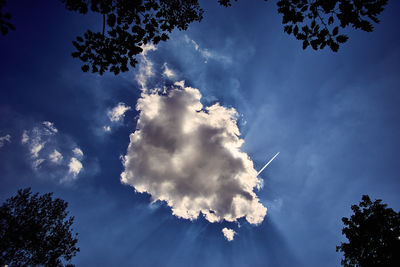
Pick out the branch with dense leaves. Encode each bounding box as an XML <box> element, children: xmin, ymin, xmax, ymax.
<box><xmin>336</xmin><ymin>195</ymin><xmax>400</xmax><ymax>267</ymax></box>
<box><xmin>220</xmin><ymin>0</ymin><xmax>388</xmax><ymax>52</ymax></box>
<box><xmin>0</xmin><ymin>188</ymin><xmax>79</xmax><ymax>267</ymax></box>
<box><xmin>276</xmin><ymin>0</ymin><xmax>388</xmax><ymax>52</ymax></box>
<box><xmin>62</xmin><ymin>0</ymin><xmax>203</xmax><ymax>75</ymax></box>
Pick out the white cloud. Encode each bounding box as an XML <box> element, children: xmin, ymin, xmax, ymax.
<box><xmin>0</xmin><ymin>134</ymin><xmax>11</xmax><ymax>148</ymax></box>
<box><xmin>21</xmin><ymin>121</ymin><xmax>84</xmax><ymax>182</ymax></box>
<box><xmin>21</xmin><ymin>130</ymin><xmax>29</xmax><ymax>144</ymax></box>
<box><xmin>108</xmin><ymin>102</ymin><xmax>132</xmax><ymax>122</ymax></box>
<box><xmin>163</xmin><ymin>63</ymin><xmax>176</xmax><ymax>78</ymax></box>
<box><xmin>136</xmin><ymin>44</ymin><xmax>157</xmax><ymax>90</ymax></box>
<box><xmin>222</xmin><ymin>228</ymin><xmax>236</xmax><ymax>241</ymax></box>
<box><xmin>49</xmin><ymin>149</ymin><xmax>63</xmax><ymax>164</ymax></box>
<box><xmin>184</xmin><ymin>35</ymin><xmax>232</xmax><ymax>64</ymax></box>
<box><xmin>42</xmin><ymin>121</ymin><xmax>58</xmax><ymax>134</ymax></box>
<box><xmin>33</xmin><ymin>158</ymin><xmax>45</xmax><ymax>169</ymax></box>
<box><xmin>22</xmin><ymin>122</ymin><xmax>55</xmax><ymax>159</ymax></box>
<box><xmin>68</xmin><ymin>157</ymin><xmax>83</xmax><ymax>177</ymax></box>
<box><xmin>121</xmin><ymin>83</ymin><xmax>266</xmax><ymax>225</ymax></box>
<box><xmin>72</xmin><ymin>147</ymin><xmax>84</xmax><ymax>159</ymax></box>
<box><xmin>31</xmin><ymin>142</ymin><xmax>45</xmax><ymax>158</ymax></box>
<box><xmin>103</xmin><ymin>125</ymin><xmax>111</xmax><ymax>132</ymax></box>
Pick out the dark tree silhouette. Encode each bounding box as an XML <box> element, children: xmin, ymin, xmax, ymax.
<box><xmin>65</xmin><ymin>0</ymin><xmax>388</xmax><ymax>75</ymax></box>
<box><xmin>61</xmin><ymin>0</ymin><xmax>203</xmax><ymax>75</ymax></box>
<box><xmin>3</xmin><ymin>0</ymin><xmax>386</xmax><ymax>74</ymax></box>
<box><xmin>221</xmin><ymin>0</ymin><xmax>388</xmax><ymax>52</ymax></box>
<box><xmin>0</xmin><ymin>0</ymin><xmax>15</xmax><ymax>36</ymax></box>
<box><xmin>336</xmin><ymin>195</ymin><xmax>400</xmax><ymax>267</ymax></box>
<box><xmin>0</xmin><ymin>188</ymin><xmax>79</xmax><ymax>267</ymax></box>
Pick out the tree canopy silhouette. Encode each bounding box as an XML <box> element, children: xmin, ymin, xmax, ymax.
<box><xmin>221</xmin><ymin>0</ymin><xmax>388</xmax><ymax>52</ymax></box>
<box><xmin>62</xmin><ymin>0</ymin><xmax>204</xmax><ymax>75</ymax></box>
<box><xmin>336</xmin><ymin>195</ymin><xmax>400</xmax><ymax>267</ymax></box>
<box><xmin>1</xmin><ymin>0</ymin><xmax>389</xmax><ymax>74</ymax></box>
<box><xmin>63</xmin><ymin>0</ymin><xmax>388</xmax><ymax>75</ymax></box>
<box><xmin>0</xmin><ymin>188</ymin><xmax>79</xmax><ymax>267</ymax></box>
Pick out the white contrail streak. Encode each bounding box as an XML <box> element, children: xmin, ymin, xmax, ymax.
<box><xmin>257</xmin><ymin>152</ymin><xmax>280</xmax><ymax>176</ymax></box>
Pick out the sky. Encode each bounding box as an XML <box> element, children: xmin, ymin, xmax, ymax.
<box><xmin>1</xmin><ymin>0</ymin><xmax>400</xmax><ymax>266</ymax></box>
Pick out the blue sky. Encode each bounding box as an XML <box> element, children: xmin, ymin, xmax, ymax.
<box><xmin>1</xmin><ymin>0</ymin><xmax>400</xmax><ymax>266</ymax></box>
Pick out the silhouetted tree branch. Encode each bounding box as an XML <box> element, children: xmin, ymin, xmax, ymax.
<box><xmin>61</xmin><ymin>0</ymin><xmax>204</xmax><ymax>75</ymax></box>
<box><xmin>336</xmin><ymin>195</ymin><xmax>400</xmax><ymax>267</ymax></box>
<box><xmin>0</xmin><ymin>188</ymin><xmax>79</xmax><ymax>267</ymax></box>
<box><xmin>220</xmin><ymin>0</ymin><xmax>388</xmax><ymax>52</ymax></box>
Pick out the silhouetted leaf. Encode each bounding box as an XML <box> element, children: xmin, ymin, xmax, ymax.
<box><xmin>336</xmin><ymin>35</ymin><xmax>348</xmax><ymax>43</ymax></box>
<box><xmin>333</xmin><ymin>26</ymin><xmax>339</xmax><ymax>36</ymax></box>
<box><xmin>107</xmin><ymin>13</ymin><xmax>116</xmax><ymax>27</ymax></box>
<box><xmin>302</xmin><ymin>40</ymin><xmax>309</xmax><ymax>49</ymax></box>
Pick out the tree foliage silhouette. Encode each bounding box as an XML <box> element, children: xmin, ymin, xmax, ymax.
<box><xmin>0</xmin><ymin>0</ymin><xmax>15</xmax><ymax>36</ymax></box>
<box><xmin>61</xmin><ymin>0</ymin><xmax>203</xmax><ymax>75</ymax></box>
<box><xmin>0</xmin><ymin>188</ymin><xmax>79</xmax><ymax>267</ymax></box>
<box><xmin>336</xmin><ymin>195</ymin><xmax>400</xmax><ymax>267</ymax></box>
<box><xmin>220</xmin><ymin>0</ymin><xmax>388</xmax><ymax>52</ymax></box>
<box><xmin>3</xmin><ymin>0</ymin><xmax>387</xmax><ymax>74</ymax></box>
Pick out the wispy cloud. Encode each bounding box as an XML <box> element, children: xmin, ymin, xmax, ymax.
<box><xmin>103</xmin><ymin>102</ymin><xmax>132</xmax><ymax>132</ymax></box>
<box><xmin>68</xmin><ymin>157</ymin><xmax>83</xmax><ymax>178</ymax></box>
<box><xmin>0</xmin><ymin>134</ymin><xmax>11</xmax><ymax>148</ymax></box>
<box><xmin>21</xmin><ymin>121</ymin><xmax>84</xmax><ymax>183</ymax></box>
<box><xmin>49</xmin><ymin>149</ymin><xmax>63</xmax><ymax>164</ymax></box>
<box><xmin>107</xmin><ymin>103</ymin><xmax>132</xmax><ymax>122</ymax></box>
<box><xmin>163</xmin><ymin>63</ymin><xmax>176</xmax><ymax>78</ymax></box>
<box><xmin>184</xmin><ymin>35</ymin><xmax>232</xmax><ymax>64</ymax></box>
<box><xmin>136</xmin><ymin>44</ymin><xmax>157</xmax><ymax>91</ymax></box>
<box><xmin>72</xmin><ymin>147</ymin><xmax>84</xmax><ymax>159</ymax></box>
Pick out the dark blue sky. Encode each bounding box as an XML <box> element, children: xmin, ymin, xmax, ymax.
<box><xmin>1</xmin><ymin>1</ymin><xmax>400</xmax><ymax>266</ymax></box>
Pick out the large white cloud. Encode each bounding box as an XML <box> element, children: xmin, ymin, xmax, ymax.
<box><xmin>121</xmin><ymin>82</ymin><xmax>267</xmax><ymax>225</ymax></box>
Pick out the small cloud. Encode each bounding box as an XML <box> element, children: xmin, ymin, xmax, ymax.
<box><xmin>21</xmin><ymin>130</ymin><xmax>29</xmax><ymax>144</ymax></box>
<box><xmin>21</xmin><ymin>121</ymin><xmax>84</xmax><ymax>183</ymax></box>
<box><xmin>163</xmin><ymin>63</ymin><xmax>175</xmax><ymax>78</ymax></box>
<box><xmin>33</xmin><ymin>158</ymin><xmax>45</xmax><ymax>169</ymax></box>
<box><xmin>49</xmin><ymin>149</ymin><xmax>63</xmax><ymax>164</ymax></box>
<box><xmin>141</xmin><ymin>43</ymin><xmax>156</xmax><ymax>55</ymax></box>
<box><xmin>42</xmin><ymin>121</ymin><xmax>58</xmax><ymax>134</ymax></box>
<box><xmin>184</xmin><ymin>35</ymin><xmax>232</xmax><ymax>64</ymax></box>
<box><xmin>108</xmin><ymin>102</ymin><xmax>132</xmax><ymax>122</ymax></box>
<box><xmin>103</xmin><ymin>125</ymin><xmax>111</xmax><ymax>132</ymax></box>
<box><xmin>68</xmin><ymin>157</ymin><xmax>83</xmax><ymax>177</ymax></box>
<box><xmin>136</xmin><ymin>44</ymin><xmax>157</xmax><ymax>91</ymax></box>
<box><xmin>30</xmin><ymin>142</ymin><xmax>45</xmax><ymax>158</ymax></box>
<box><xmin>0</xmin><ymin>134</ymin><xmax>11</xmax><ymax>148</ymax></box>
<box><xmin>174</xmin><ymin>80</ymin><xmax>185</xmax><ymax>88</ymax></box>
<box><xmin>222</xmin><ymin>228</ymin><xmax>236</xmax><ymax>241</ymax></box>
<box><xmin>72</xmin><ymin>147</ymin><xmax>84</xmax><ymax>159</ymax></box>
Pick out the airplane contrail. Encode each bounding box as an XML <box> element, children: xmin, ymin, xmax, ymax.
<box><xmin>257</xmin><ymin>152</ymin><xmax>280</xmax><ymax>176</ymax></box>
